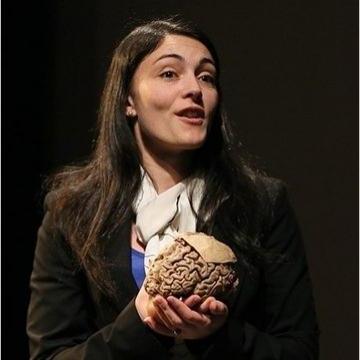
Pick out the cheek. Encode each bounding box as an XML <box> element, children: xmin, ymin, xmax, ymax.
<box><xmin>206</xmin><ymin>91</ymin><xmax>219</xmax><ymax>117</ymax></box>
<box><xmin>137</xmin><ymin>82</ymin><xmax>175</xmax><ymax>114</ymax></box>
<box><xmin>210</xmin><ymin>91</ymin><xmax>219</xmax><ymax>109</ymax></box>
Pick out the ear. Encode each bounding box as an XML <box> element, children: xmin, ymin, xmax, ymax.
<box><xmin>126</xmin><ymin>95</ymin><xmax>137</xmax><ymax>117</ymax></box>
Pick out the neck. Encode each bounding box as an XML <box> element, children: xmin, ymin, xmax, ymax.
<box><xmin>141</xmin><ymin>150</ymin><xmax>192</xmax><ymax>194</ymax></box>
<box><xmin>135</xmin><ymin>132</ymin><xmax>192</xmax><ymax>194</ymax></box>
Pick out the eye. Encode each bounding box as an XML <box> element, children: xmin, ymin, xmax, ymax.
<box><xmin>199</xmin><ymin>73</ymin><xmax>216</xmax><ymax>85</ymax></box>
<box><xmin>160</xmin><ymin>70</ymin><xmax>177</xmax><ymax>80</ymax></box>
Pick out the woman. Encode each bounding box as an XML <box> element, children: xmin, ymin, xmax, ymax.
<box><xmin>27</xmin><ymin>18</ymin><xmax>319</xmax><ymax>359</ymax></box>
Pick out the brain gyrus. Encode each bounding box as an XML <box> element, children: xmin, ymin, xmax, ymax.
<box><xmin>144</xmin><ymin>238</ymin><xmax>238</xmax><ymax>300</ymax></box>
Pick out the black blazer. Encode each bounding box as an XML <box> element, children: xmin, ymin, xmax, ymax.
<box><xmin>27</xmin><ymin>178</ymin><xmax>319</xmax><ymax>359</ymax></box>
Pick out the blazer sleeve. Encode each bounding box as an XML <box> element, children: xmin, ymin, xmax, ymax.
<box><xmin>188</xmin><ymin>182</ymin><xmax>320</xmax><ymax>359</ymax></box>
<box><xmin>27</xmin><ymin>196</ymin><xmax>173</xmax><ymax>360</ymax></box>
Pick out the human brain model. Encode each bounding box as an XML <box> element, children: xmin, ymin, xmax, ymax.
<box><xmin>144</xmin><ymin>232</ymin><xmax>239</xmax><ymax>301</ymax></box>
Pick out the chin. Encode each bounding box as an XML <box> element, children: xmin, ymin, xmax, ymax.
<box><xmin>180</xmin><ymin>132</ymin><xmax>207</xmax><ymax>149</ymax></box>
<box><xmin>180</xmin><ymin>139</ymin><xmax>206</xmax><ymax>151</ymax></box>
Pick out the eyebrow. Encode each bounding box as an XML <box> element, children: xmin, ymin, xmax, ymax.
<box><xmin>154</xmin><ymin>53</ymin><xmax>216</xmax><ymax>68</ymax></box>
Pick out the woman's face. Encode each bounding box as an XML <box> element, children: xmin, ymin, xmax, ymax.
<box><xmin>127</xmin><ymin>34</ymin><xmax>219</xmax><ymax>156</ymax></box>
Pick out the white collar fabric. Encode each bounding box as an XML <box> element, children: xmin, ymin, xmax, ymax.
<box><xmin>133</xmin><ymin>168</ymin><xmax>204</xmax><ymax>274</ymax></box>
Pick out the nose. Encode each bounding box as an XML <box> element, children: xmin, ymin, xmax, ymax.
<box><xmin>182</xmin><ymin>74</ymin><xmax>203</xmax><ymax>104</ymax></box>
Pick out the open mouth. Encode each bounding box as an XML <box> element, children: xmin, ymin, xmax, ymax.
<box><xmin>176</xmin><ymin>107</ymin><xmax>205</xmax><ymax>119</ymax></box>
<box><xmin>176</xmin><ymin>107</ymin><xmax>205</xmax><ymax>125</ymax></box>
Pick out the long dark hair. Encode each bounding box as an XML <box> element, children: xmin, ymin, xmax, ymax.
<box><xmin>48</xmin><ymin>17</ymin><xmax>273</xmax><ymax>297</ymax></box>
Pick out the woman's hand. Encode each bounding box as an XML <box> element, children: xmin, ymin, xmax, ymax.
<box><xmin>135</xmin><ymin>284</ymin><xmax>163</xmax><ymax>322</ymax></box>
<box><xmin>142</xmin><ymin>294</ymin><xmax>228</xmax><ymax>340</ymax></box>
<box><xmin>135</xmin><ymin>285</ymin><xmax>203</xmax><ymax>334</ymax></box>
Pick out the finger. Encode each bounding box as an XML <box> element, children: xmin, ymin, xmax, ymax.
<box><xmin>152</xmin><ymin>302</ymin><xmax>176</xmax><ymax>330</ymax></box>
<box><xmin>153</xmin><ymin>296</ymin><xmax>185</xmax><ymax>330</ymax></box>
<box><xmin>143</xmin><ymin>316</ymin><xmax>173</xmax><ymax>337</ymax></box>
<box><xmin>209</xmin><ymin>300</ymin><xmax>228</xmax><ymax>316</ymax></box>
<box><xmin>199</xmin><ymin>296</ymin><xmax>216</xmax><ymax>313</ymax></box>
<box><xmin>183</xmin><ymin>295</ymin><xmax>202</xmax><ymax>309</ymax></box>
<box><xmin>167</xmin><ymin>296</ymin><xmax>211</xmax><ymax>326</ymax></box>
<box><xmin>147</xmin><ymin>298</ymin><xmax>171</xmax><ymax>329</ymax></box>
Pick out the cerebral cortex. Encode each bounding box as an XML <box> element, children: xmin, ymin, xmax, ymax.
<box><xmin>144</xmin><ymin>238</ymin><xmax>238</xmax><ymax>300</ymax></box>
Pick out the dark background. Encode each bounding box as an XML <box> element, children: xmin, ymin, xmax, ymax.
<box><xmin>3</xmin><ymin>1</ymin><xmax>358</xmax><ymax>359</ymax></box>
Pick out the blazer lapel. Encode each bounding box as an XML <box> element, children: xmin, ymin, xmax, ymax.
<box><xmin>103</xmin><ymin>218</ymin><xmax>139</xmax><ymax>311</ymax></box>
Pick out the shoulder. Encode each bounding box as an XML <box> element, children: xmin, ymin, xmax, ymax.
<box><xmin>36</xmin><ymin>191</ymin><xmax>79</xmax><ymax>271</ymax></box>
<box><xmin>250</xmin><ymin>174</ymin><xmax>304</xmax><ymax>251</ymax></box>
<box><xmin>43</xmin><ymin>190</ymin><xmax>58</xmax><ymax>212</ymax></box>
<box><xmin>249</xmin><ymin>173</ymin><xmax>295</xmax><ymax>233</ymax></box>
<box><xmin>249</xmin><ymin>171</ymin><xmax>289</xmax><ymax>208</ymax></box>
<box><xmin>40</xmin><ymin>190</ymin><xmax>64</xmax><ymax>232</ymax></box>
<box><xmin>38</xmin><ymin>190</ymin><xmax>73</xmax><ymax>253</ymax></box>
<box><xmin>41</xmin><ymin>189</ymin><xmax>77</xmax><ymax>235</ymax></box>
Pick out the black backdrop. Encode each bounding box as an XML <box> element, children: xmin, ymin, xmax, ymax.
<box><xmin>3</xmin><ymin>1</ymin><xmax>358</xmax><ymax>359</ymax></box>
